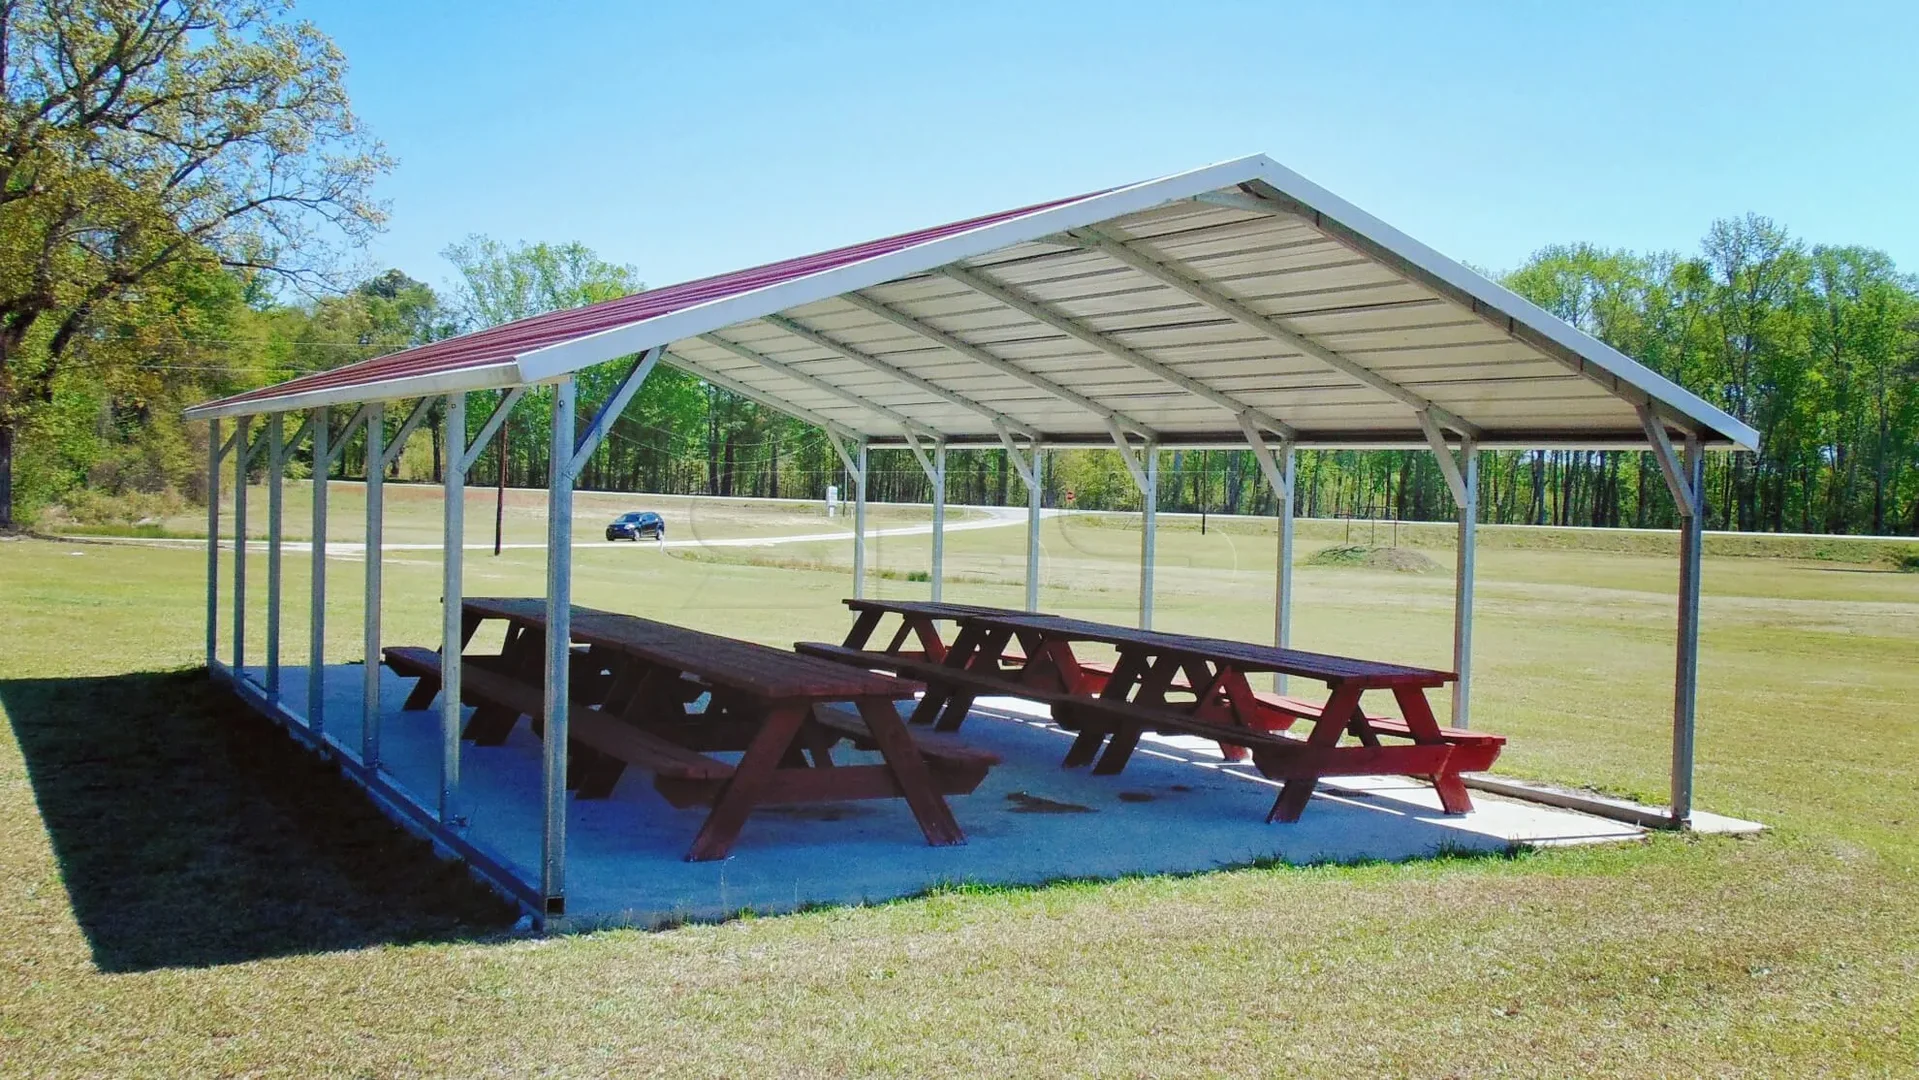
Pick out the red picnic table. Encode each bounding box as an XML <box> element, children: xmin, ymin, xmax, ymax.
<box><xmin>385</xmin><ymin>597</ymin><xmax>997</xmax><ymax>860</ymax></box>
<box><xmin>801</xmin><ymin>605</ymin><xmax>1504</xmax><ymax>823</ymax></box>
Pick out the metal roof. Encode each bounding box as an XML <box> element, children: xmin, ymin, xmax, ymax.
<box><xmin>185</xmin><ymin>155</ymin><xmax>1758</xmax><ymax>451</ymax></box>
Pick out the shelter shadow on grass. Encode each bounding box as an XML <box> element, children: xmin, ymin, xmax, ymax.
<box><xmin>0</xmin><ymin>670</ymin><xmax>515</xmax><ymax>973</ymax></box>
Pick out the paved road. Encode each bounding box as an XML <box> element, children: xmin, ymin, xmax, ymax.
<box><xmin>83</xmin><ymin>504</ymin><xmax>1053</xmax><ymax>556</ymax></box>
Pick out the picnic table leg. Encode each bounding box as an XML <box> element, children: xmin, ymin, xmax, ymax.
<box><xmin>882</xmin><ymin>620</ymin><xmax>915</xmax><ymax>656</ymax></box>
<box><xmin>1181</xmin><ymin>658</ymin><xmax>1250</xmax><ymax>762</ymax></box>
<box><xmin>1093</xmin><ymin>652</ymin><xmax>1182</xmax><ymax>775</ymax></box>
<box><xmin>911</xmin><ymin>617</ymin><xmax>949</xmax><ymax>663</ymax></box>
<box><xmin>924</xmin><ymin>624</ymin><xmax>1011</xmax><ymax>733</ymax></box>
<box><xmin>465</xmin><ymin>622</ymin><xmax>543</xmax><ymax>744</ymax></box>
<box><xmin>402</xmin><ymin>610</ymin><xmax>493</xmax><ymax>711</ymax></box>
<box><xmin>686</xmin><ymin>704</ymin><xmax>810</xmax><ymax>861</ymax></box>
<box><xmin>907</xmin><ymin>687</ymin><xmax>951</xmax><ymax>726</ymax></box>
<box><xmin>1063</xmin><ymin>649</ymin><xmax>1146</xmax><ymax>769</ymax></box>
<box><xmin>855</xmin><ymin>697</ymin><xmax>965</xmax><ymax>847</ymax></box>
<box><xmin>930</xmin><ymin>690</ymin><xmax>977</xmax><ymax>734</ymax></box>
<box><xmin>841</xmin><ymin>608</ymin><xmax>883</xmax><ymax>650</ymax></box>
<box><xmin>1394</xmin><ymin>686</ymin><xmax>1474</xmax><ymax>814</ymax></box>
<box><xmin>1267</xmin><ymin>683</ymin><xmax>1365</xmax><ymax>823</ymax></box>
<box><xmin>402</xmin><ymin>672</ymin><xmax>441</xmax><ymax>711</ymax></box>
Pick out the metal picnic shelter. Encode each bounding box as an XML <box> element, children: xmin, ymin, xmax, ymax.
<box><xmin>185</xmin><ymin>154</ymin><xmax>1757</xmax><ymax>919</ymax></box>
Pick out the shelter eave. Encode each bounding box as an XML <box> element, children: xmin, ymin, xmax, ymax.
<box><xmin>182</xmin><ymin>361</ymin><xmax>524</xmax><ymax>421</ymax></box>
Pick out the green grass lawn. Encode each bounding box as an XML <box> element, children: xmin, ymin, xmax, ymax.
<box><xmin>2</xmin><ymin>489</ymin><xmax>1916</xmax><ymax>1077</ymax></box>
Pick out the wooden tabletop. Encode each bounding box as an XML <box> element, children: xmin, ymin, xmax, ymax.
<box><xmin>844</xmin><ymin>598</ymin><xmax>1042</xmax><ymax>620</ymax></box>
<box><xmin>964</xmin><ymin>612</ymin><xmax>1454</xmax><ymax>688</ymax></box>
<box><xmin>466</xmin><ymin>597</ymin><xmax>918</xmax><ymax>702</ymax></box>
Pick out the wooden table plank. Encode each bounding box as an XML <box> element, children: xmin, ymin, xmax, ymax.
<box><xmin>468</xmin><ymin>598</ymin><xmax>919</xmax><ymax>701</ymax></box>
<box><xmin>965</xmin><ymin>613</ymin><xmax>1454</xmax><ymax>688</ymax></box>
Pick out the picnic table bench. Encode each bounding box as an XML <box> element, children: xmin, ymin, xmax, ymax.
<box><xmin>386</xmin><ymin>597</ymin><xmax>998</xmax><ymax>860</ymax></box>
<box><xmin>803</xmin><ymin>604</ymin><xmax>1504</xmax><ymax>823</ymax></box>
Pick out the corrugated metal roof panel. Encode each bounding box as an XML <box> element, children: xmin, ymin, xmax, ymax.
<box><xmin>185</xmin><ymin>154</ymin><xmax>1758</xmax><ymax>450</ymax></box>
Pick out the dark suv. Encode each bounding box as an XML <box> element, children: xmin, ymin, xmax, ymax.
<box><xmin>605</xmin><ymin>511</ymin><xmax>666</xmax><ymax>541</ymax></box>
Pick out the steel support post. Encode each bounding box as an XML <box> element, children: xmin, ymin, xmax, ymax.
<box><xmin>309</xmin><ymin>408</ymin><xmax>329</xmax><ymax>737</ymax></box>
<box><xmin>265</xmin><ymin>413</ymin><xmax>285</xmax><ymax>698</ymax></box>
<box><xmin>362</xmin><ymin>403</ymin><xmax>385</xmax><ymax>769</ymax></box>
<box><xmin>1025</xmin><ymin>449</ymin><xmax>1042</xmax><ymax>612</ymax></box>
<box><xmin>233</xmin><ymin>422</ymin><xmax>249</xmax><ymax>673</ymax></box>
<box><xmin>1452</xmin><ymin>441</ymin><xmax>1479</xmax><ymax>728</ymax></box>
<box><xmin>930</xmin><ymin>443</ymin><xmax>946</xmax><ymax>602</ymax></box>
<box><xmin>1671</xmin><ymin>435</ymin><xmax>1704</xmax><ymax>824</ymax></box>
<box><xmin>440</xmin><ymin>393</ymin><xmax>466</xmax><ymax>825</ymax></box>
<box><xmin>1140</xmin><ymin>444</ymin><xmax>1158</xmax><ymax>629</ymax></box>
<box><xmin>541</xmin><ymin>378</ymin><xmax>576</xmax><ymax>913</ymax></box>
<box><xmin>853</xmin><ymin>442</ymin><xmax>869</xmax><ymax>599</ymax></box>
<box><xmin>206</xmin><ymin>418</ymin><xmax>222</xmax><ymax>669</ymax></box>
<box><xmin>1274</xmin><ymin>445</ymin><xmax>1296</xmax><ymax>692</ymax></box>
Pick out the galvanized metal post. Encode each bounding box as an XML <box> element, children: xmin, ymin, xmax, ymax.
<box><xmin>541</xmin><ymin>378</ymin><xmax>576</xmax><ymax>914</ymax></box>
<box><xmin>440</xmin><ymin>393</ymin><xmax>466</xmax><ymax>825</ymax></box>
<box><xmin>309</xmin><ymin>408</ymin><xmax>329</xmax><ymax>737</ymax></box>
<box><xmin>206</xmin><ymin>417</ymin><xmax>222</xmax><ymax>670</ymax></box>
<box><xmin>1273</xmin><ymin>445</ymin><xmax>1296</xmax><ymax>692</ymax></box>
<box><xmin>1452</xmin><ymin>440</ymin><xmax>1479</xmax><ymax>728</ymax></box>
<box><xmin>929</xmin><ymin>442</ymin><xmax>946</xmax><ymax>602</ymax></box>
<box><xmin>1672</xmin><ymin>434</ymin><xmax>1704</xmax><ymax>824</ymax></box>
<box><xmin>1139</xmin><ymin>443</ymin><xmax>1157</xmax><ymax>629</ymax></box>
<box><xmin>362</xmin><ymin>402</ymin><xmax>385</xmax><ymax>769</ymax></box>
<box><xmin>852</xmin><ymin>442</ymin><xmax>868</xmax><ymax>599</ymax></box>
<box><xmin>233</xmin><ymin>421</ymin><xmax>249</xmax><ymax>674</ymax></box>
<box><xmin>1025</xmin><ymin>448</ymin><xmax>1042</xmax><ymax>612</ymax></box>
<box><xmin>265</xmin><ymin>413</ymin><xmax>285</xmax><ymax>698</ymax></box>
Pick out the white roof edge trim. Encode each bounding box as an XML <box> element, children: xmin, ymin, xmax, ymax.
<box><xmin>181</xmin><ymin>361</ymin><xmax>522</xmax><ymax>421</ymax></box>
<box><xmin>508</xmin><ymin>155</ymin><xmax>1276</xmax><ymax>384</ymax></box>
<box><xmin>1239</xmin><ymin>158</ymin><xmax>1759</xmax><ymax>452</ymax></box>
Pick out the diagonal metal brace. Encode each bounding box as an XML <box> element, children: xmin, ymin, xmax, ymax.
<box><xmin>1417</xmin><ymin>409</ymin><xmax>1473</xmax><ymax>507</ymax></box>
<box><xmin>380</xmin><ymin>397</ymin><xmax>438</xmax><ymax>470</ymax></box>
<box><xmin>995</xmin><ymin>423</ymin><xmax>1039</xmax><ymax>490</ymax></box>
<box><xmin>459</xmin><ymin>387</ymin><xmax>525</xmax><ymax>475</ymax></box>
<box><xmin>1637</xmin><ymin>404</ymin><xmax>1700</xmax><ymax>517</ymax></box>
<box><xmin>568</xmin><ymin>347</ymin><xmax>662</xmax><ymax>479</ymax></box>
<box><xmin>1239</xmin><ymin>411</ymin><xmax>1294</xmax><ymax>502</ymax></box>
<box><xmin>323</xmin><ymin>404</ymin><xmax>373</xmax><ymax>470</ymax></box>
<box><xmin>1105</xmin><ymin>418</ymin><xmax>1151</xmax><ymax>493</ymax></box>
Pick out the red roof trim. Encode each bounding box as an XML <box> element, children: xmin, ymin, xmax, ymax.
<box><xmin>198</xmin><ymin>187</ymin><xmax>1110</xmax><ymax>413</ymax></box>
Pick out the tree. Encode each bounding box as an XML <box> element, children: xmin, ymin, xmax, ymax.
<box><xmin>0</xmin><ymin>0</ymin><xmax>391</xmax><ymax>527</ymax></box>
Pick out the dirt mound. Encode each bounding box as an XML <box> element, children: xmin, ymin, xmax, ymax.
<box><xmin>1306</xmin><ymin>544</ymin><xmax>1441</xmax><ymax>573</ymax></box>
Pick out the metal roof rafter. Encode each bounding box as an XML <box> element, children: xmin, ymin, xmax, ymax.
<box><xmin>840</xmin><ymin>291</ymin><xmax>1158</xmax><ymax>441</ymax></box>
<box><xmin>761</xmin><ymin>313</ymin><xmax>1042</xmax><ymax>442</ymax></box>
<box><xmin>1067</xmin><ymin>225</ymin><xmax>1482</xmax><ymax>440</ymax></box>
<box><xmin>698</xmin><ymin>332</ymin><xmax>942</xmax><ymax>442</ymax></box>
<box><xmin>938</xmin><ymin>264</ymin><xmax>1299</xmax><ymax>441</ymax></box>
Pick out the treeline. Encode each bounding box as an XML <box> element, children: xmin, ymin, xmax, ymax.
<box><xmin>281</xmin><ymin>215</ymin><xmax>1919</xmax><ymax>539</ymax></box>
<box><xmin>25</xmin><ymin>215</ymin><xmax>1919</xmax><ymax>539</ymax></box>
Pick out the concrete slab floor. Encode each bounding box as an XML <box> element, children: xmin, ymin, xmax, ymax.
<box><xmin>239</xmin><ymin>665</ymin><xmax>1705</xmax><ymax>927</ymax></box>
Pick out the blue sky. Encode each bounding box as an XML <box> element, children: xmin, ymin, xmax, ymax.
<box><xmin>305</xmin><ymin>0</ymin><xmax>1919</xmax><ymax>292</ymax></box>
